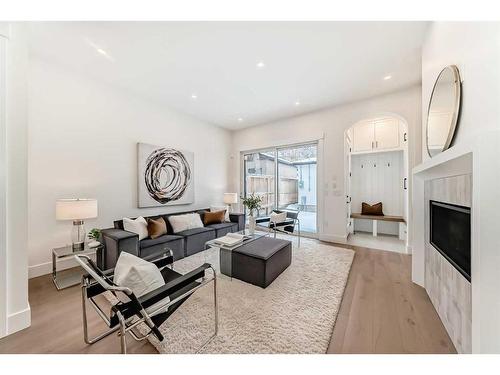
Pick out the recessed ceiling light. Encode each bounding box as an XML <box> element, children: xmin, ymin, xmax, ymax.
<box><xmin>295</xmin><ymin>101</ymin><xmax>301</xmax><ymax>106</ymax></box>
<box><xmin>256</xmin><ymin>61</ymin><xmax>265</xmax><ymax>69</ymax></box>
<box><xmin>237</xmin><ymin>117</ymin><xmax>244</xmax><ymax>122</ymax></box>
<box><xmin>383</xmin><ymin>75</ymin><xmax>392</xmax><ymax>80</ymax></box>
<box><xmin>96</xmin><ymin>48</ymin><xmax>107</xmax><ymax>55</ymax></box>
<box><xmin>191</xmin><ymin>94</ymin><xmax>198</xmax><ymax>99</ymax></box>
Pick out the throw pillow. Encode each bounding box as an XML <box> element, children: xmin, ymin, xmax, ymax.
<box><xmin>113</xmin><ymin>252</ymin><xmax>169</xmax><ymax>315</ymax></box>
<box><xmin>168</xmin><ymin>213</ymin><xmax>204</xmax><ymax>233</ymax></box>
<box><xmin>203</xmin><ymin>210</ymin><xmax>226</xmax><ymax>225</ymax></box>
<box><xmin>361</xmin><ymin>202</ymin><xmax>384</xmax><ymax>216</ymax></box>
<box><xmin>123</xmin><ymin>216</ymin><xmax>148</xmax><ymax>240</ymax></box>
<box><xmin>210</xmin><ymin>205</ymin><xmax>230</xmax><ymax>221</ymax></box>
<box><xmin>147</xmin><ymin>217</ymin><xmax>167</xmax><ymax>239</ymax></box>
<box><xmin>270</xmin><ymin>211</ymin><xmax>287</xmax><ymax>224</ymax></box>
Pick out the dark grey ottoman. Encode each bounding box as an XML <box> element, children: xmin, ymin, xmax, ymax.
<box><xmin>231</xmin><ymin>237</ymin><xmax>292</xmax><ymax>288</ymax></box>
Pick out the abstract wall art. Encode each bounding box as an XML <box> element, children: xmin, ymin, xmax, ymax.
<box><xmin>138</xmin><ymin>143</ymin><xmax>194</xmax><ymax>207</ymax></box>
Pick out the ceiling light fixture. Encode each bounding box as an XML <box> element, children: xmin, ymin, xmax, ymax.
<box><xmin>256</xmin><ymin>61</ymin><xmax>265</xmax><ymax>69</ymax></box>
<box><xmin>237</xmin><ymin>117</ymin><xmax>244</xmax><ymax>122</ymax></box>
<box><xmin>191</xmin><ymin>94</ymin><xmax>198</xmax><ymax>99</ymax></box>
<box><xmin>383</xmin><ymin>75</ymin><xmax>392</xmax><ymax>80</ymax></box>
<box><xmin>295</xmin><ymin>101</ymin><xmax>301</xmax><ymax>106</ymax></box>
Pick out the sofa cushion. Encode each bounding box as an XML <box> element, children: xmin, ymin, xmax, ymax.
<box><xmin>203</xmin><ymin>210</ymin><xmax>226</xmax><ymax>225</ymax></box>
<box><xmin>175</xmin><ymin>227</ymin><xmax>215</xmax><ymax>237</ymax></box>
<box><xmin>210</xmin><ymin>205</ymin><xmax>230</xmax><ymax>221</ymax></box>
<box><xmin>140</xmin><ymin>234</ymin><xmax>184</xmax><ymax>249</ymax></box>
<box><xmin>147</xmin><ymin>217</ymin><xmax>168</xmax><ymax>239</ymax></box>
<box><xmin>206</xmin><ymin>222</ymin><xmax>237</xmax><ymax>231</ymax></box>
<box><xmin>123</xmin><ymin>216</ymin><xmax>148</xmax><ymax>240</ymax></box>
<box><xmin>168</xmin><ymin>213</ymin><xmax>204</xmax><ymax>233</ymax></box>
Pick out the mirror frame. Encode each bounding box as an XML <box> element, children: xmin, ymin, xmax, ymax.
<box><xmin>426</xmin><ymin>65</ymin><xmax>462</xmax><ymax>157</ymax></box>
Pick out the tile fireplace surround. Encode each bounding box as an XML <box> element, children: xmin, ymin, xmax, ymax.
<box><xmin>424</xmin><ymin>174</ymin><xmax>471</xmax><ymax>353</ymax></box>
<box><xmin>412</xmin><ymin>131</ymin><xmax>500</xmax><ymax>353</ymax></box>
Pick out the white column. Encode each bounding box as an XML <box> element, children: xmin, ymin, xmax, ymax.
<box><xmin>372</xmin><ymin>220</ymin><xmax>377</xmax><ymax>236</ymax></box>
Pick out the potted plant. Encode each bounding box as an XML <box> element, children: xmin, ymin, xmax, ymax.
<box><xmin>88</xmin><ymin>228</ymin><xmax>101</xmax><ymax>248</ymax></box>
<box><xmin>241</xmin><ymin>194</ymin><xmax>262</xmax><ymax>235</ymax></box>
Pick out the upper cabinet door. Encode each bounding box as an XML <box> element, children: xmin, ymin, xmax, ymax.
<box><xmin>352</xmin><ymin>121</ymin><xmax>375</xmax><ymax>152</ymax></box>
<box><xmin>374</xmin><ymin>118</ymin><xmax>400</xmax><ymax>150</ymax></box>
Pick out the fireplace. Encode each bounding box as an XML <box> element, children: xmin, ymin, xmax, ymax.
<box><xmin>430</xmin><ymin>200</ymin><xmax>471</xmax><ymax>281</ymax></box>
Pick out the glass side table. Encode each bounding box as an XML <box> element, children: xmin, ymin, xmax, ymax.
<box><xmin>52</xmin><ymin>243</ymin><xmax>104</xmax><ymax>290</ymax></box>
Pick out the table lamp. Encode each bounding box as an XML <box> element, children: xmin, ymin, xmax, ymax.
<box><xmin>56</xmin><ymin>198</ymin><xmax>98</xmax><ymax>250</ymax></box>
<box><xmin>223</xmin><ymin>193</ymin><xmax>238</xmax><ymax>213</ymax></box>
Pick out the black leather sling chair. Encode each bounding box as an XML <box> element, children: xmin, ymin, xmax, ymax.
<box><xmin>73</xmin><ymin>250</ymin><xmax>218</xmax><ymax>354</ymax></box>
<box><xmin>255</xmin><ymin>209</ymin><xmax>301</xmax><ymax>246</ymax></box>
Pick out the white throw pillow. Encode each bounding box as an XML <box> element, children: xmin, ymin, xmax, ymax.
<box><xmin>210</xmin><ymin>205</ymin><xmax>230</xmax><ymax>221</ymax></box>
<box><xmin>270</xmin><ymin>211</ymin><xmax>287</xmax><ymax>225</ymax></box>
<box><xmin>113</xmin><ymin>252</ymin><xmax>169</xmax><ymax>315</ymax></box>
<box><xmin>169</xmin><ymin>213</ymin><xmax>204</xmax><ymax>233</ymax></box>
<box><xmin>123</xmin><ymin>216</ymin><xmax>148</xmax><ymax>240</ymax></box>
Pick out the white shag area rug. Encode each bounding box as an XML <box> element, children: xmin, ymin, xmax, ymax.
<box><xmin>142</xmin><ymin>236</ymin><xmax>354</xmax><ymax>354</ymax></box>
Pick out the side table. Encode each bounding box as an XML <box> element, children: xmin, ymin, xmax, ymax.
<box><xmin>52</xmin><ymin>243</ymin><xmax>104</xmax><ymax>290</ymax></box>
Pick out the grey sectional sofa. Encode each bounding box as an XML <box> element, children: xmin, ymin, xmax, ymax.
<box><xmin>101</xmin><ymin>209</ymin><xmax>245</xmax><ymax>269</ymax></box>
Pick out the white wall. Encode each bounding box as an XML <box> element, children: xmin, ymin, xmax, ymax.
<box><xmin>0</xmin><ymin>23</ymin><xmax>31</xmax><ymax>337</ymax></box>
<box><xmin>417</xmin><ymin>22</ymin><xmax>500</xmax><ymax>353</ymax></box>
<box><xmin>231</xmin><ymin>86</ymin><xmax>422</xmax><ymax>242</ymax></box>
<box><xmin>27</xmin><ymin>56</ymin><xmax>232</xmax><ymax>277</ymax></box>
<box><xmin>422</xmin><ymin>22</ymin><xmax>500</xmax><ymax>160</ymax></box>
<box><xmin>351</xmin><ymin>151</ymin><xmax>404</xmax><ymax>235</ymax></box>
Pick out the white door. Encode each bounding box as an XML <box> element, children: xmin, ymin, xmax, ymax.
<box><xmin>352</xmin><ymin>121</ymin><xmax>374</xmax><ymax>152</ymax></box>
<box><xmin>374</xmin><ymin>118</ymin><xmax>400</xmax><ymax>150</ymax></box>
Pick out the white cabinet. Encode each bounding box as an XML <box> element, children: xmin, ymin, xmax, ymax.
<box><xmin>352</xmin><ymin>120</ymin><xmax>375</xmax><ymax>152</ymax></box>
<box><xmin>351</xmin><ymin>117</ymin><xmax>402</xmax><ymax>154</ymax></box>
<box><xmin>374</xmin><ymin>118</ymin><xmax>400</xmax><ymax>150</ymax></box>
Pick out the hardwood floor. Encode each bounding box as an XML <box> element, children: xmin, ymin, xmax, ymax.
<box><xmin>328</xmin><ymin>244</ymin><xmax>456</xmax><ymax>353</ymax></box>
<box><xmin>0</xmin><ymin>243</ymin><xmax>455</xmax><ymax>354</ymax></box>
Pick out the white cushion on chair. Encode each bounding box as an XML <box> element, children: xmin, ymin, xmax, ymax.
<box><xmin>113</xmin><ymin>252</ymin><xmax>169</xmax><ymax>315</ymax></box>
<box><xmin>270</xmin><ymin>211</ymin><xmax>287</xmax><ymax>225</ymax></box>
<box><xmin>123</xmin><ymin>216</ymin><xmax>148</xmax><ymax>240</ymax></box>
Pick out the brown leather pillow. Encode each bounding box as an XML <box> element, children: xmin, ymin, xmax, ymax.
<box><xmin>203</xmin><ymin>210</ymin><xmax>226</xmax><ymax>225</ymax></box>
<box><xmin>147</xmin><ymin>217</ymin><xmax>167</xmax><ymax>239</ymax></box>
<box><xmin>361</xmin><ymin>202</ymin><xmax>384</xmax><ymax>216</ymax></box>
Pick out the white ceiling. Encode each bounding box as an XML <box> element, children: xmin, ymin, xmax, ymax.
<box><xmin>28</xmin><ymin>22</ymin><xmax>428</xmax><ymax>130</ymax></box>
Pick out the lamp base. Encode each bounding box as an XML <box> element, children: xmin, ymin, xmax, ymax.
<box><xmin>71</xmin><ymin>220</ymin><xmax>86</xmax><ymax>251</ymax></box>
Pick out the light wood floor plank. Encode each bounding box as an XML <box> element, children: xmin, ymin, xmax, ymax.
<box><xmin>0</xmin><ymin>242</ymin><xmax>455</xmax><ymax>354</ymax></box>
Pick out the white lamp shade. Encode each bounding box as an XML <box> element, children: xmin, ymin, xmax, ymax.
<box><xmin>223</xmin><ymin>193</ymin><xmax>238</xmax><ymax>204</ymax></box>
<box><xmin>56</xmin><ymin>199</ymin><xmax>98</xmax><ymax>220</ymax></box>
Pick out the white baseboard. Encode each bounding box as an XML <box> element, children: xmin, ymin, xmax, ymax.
<box><xmin>29</xmin><ymin>257</ymin><xmax>77</xmax><ymax>279</ymax></box>
<box><xmin>7</xmin><ymin>306</ymin><xmax>31</xmax><ymax>335</ymax></box>
<box><xmin>318</xmin><ymin>233</ymin><xmax>348</xmax><ymax>244</ymax></box>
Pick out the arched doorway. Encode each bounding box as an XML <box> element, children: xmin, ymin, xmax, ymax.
<box><xmin>344</xmin><ymin>114</ymin><xmax>410</xmax><ymax>253</ymax></box>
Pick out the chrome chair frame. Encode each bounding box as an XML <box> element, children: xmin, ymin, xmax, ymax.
<box><xmin>256</xmin><ymin>209</ymin><xmax>301</xmax><ymax>246</ymax></box>
<box><xmin>74</xmin><ymin>250</ymin><xmax>218</xmax><ymax>354</ymax></box>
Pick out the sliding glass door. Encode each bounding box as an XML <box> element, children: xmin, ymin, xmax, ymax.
<box><xmin>243</xmin><ymin>150</ymin><xmax>276</xmax><ymax>217</ymax></box>
<box><xmin>242</xmin><ymin>142</ymin><xmax>318</xmax><ymax>234</ymax></box>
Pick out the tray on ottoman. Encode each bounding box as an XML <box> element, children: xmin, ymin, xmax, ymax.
<box><xmin>231</xmin><ymin>237</ymin><xmax>292</xmax><ymax>288</ymax></box>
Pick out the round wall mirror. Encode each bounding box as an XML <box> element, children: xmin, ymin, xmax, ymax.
<box><xmin>426</xmin><ymin>65</ymin><xmax>462</xmax><ymax>157</ymax></box>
